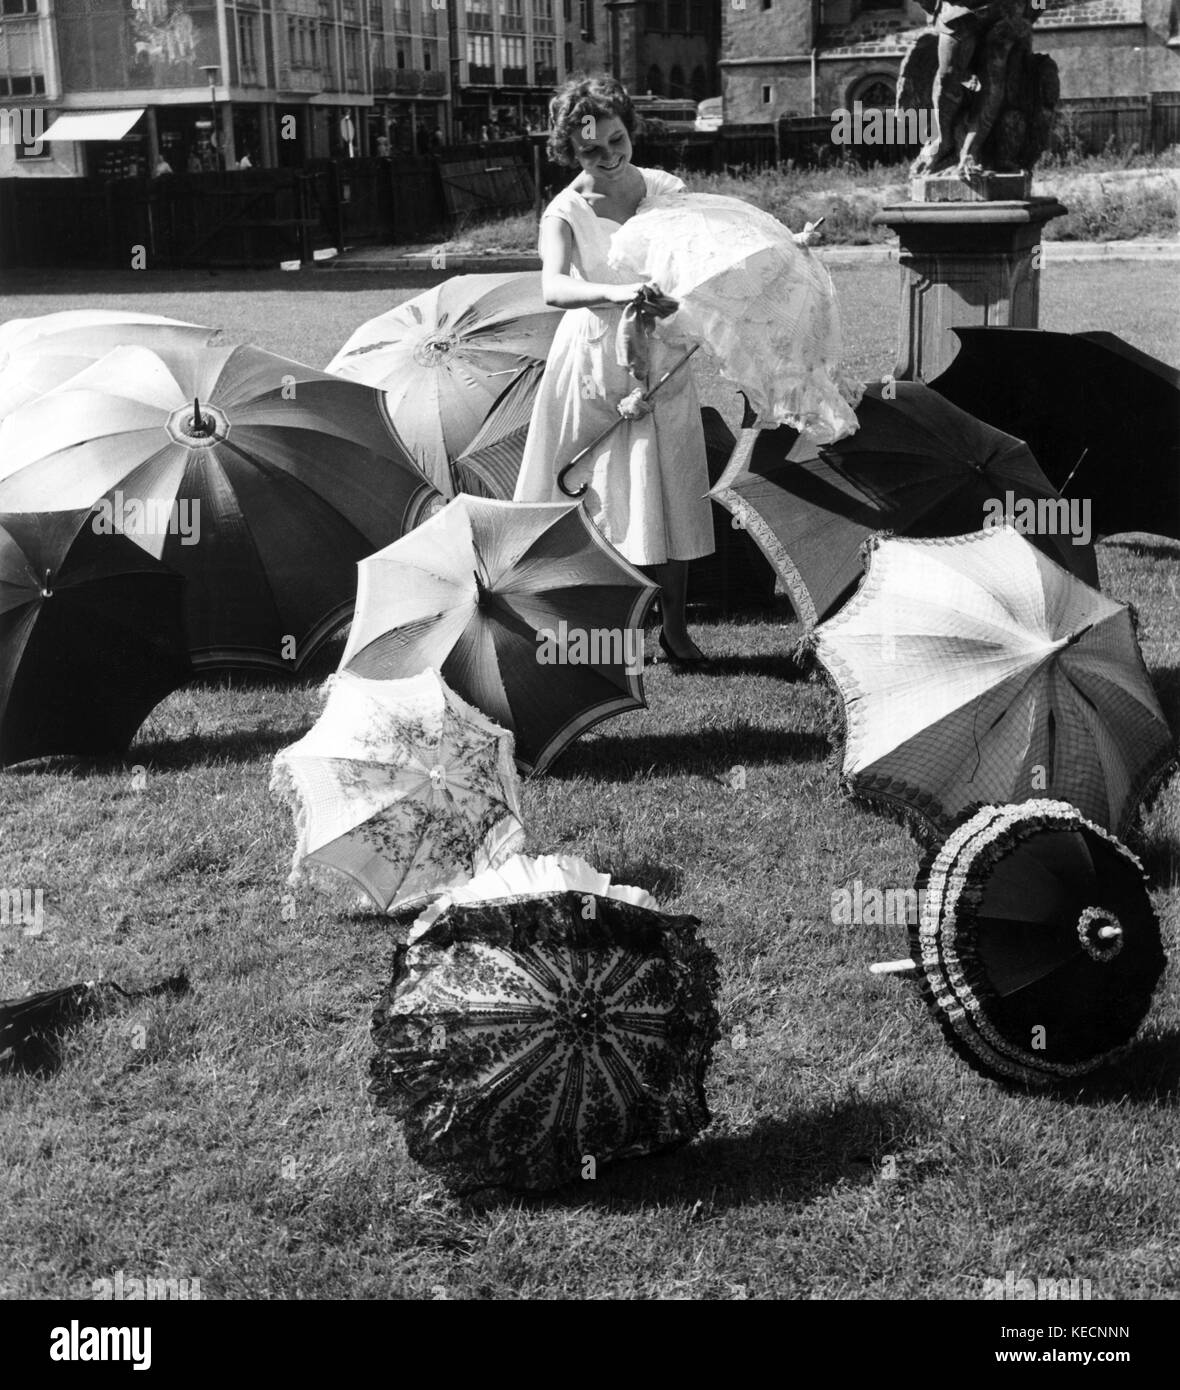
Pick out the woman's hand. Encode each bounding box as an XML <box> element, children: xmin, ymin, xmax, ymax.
<box><xmin>605</xmin><ymin>282</ymin><xmax>679</xmax><ymax>317</ymax></box>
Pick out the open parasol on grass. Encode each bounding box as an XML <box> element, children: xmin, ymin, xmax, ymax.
<box><xmin>710</xmin><ymin>381</ymin><xmax>1099</xmax><ymax>627</ymax></box>
<box><xmin>0</xmin><ymin>509</ymin><xmax>192</xmax><ymax>768</ymax></box>
<box><xmin>813</xmin><ymin>525</ymin><xmax>1173</xmax><ymax>837</ymax></box>
<box><xmin>0</xmin><ymin>342</ymin><xmax>438</xmax><ymax>674</ymax></box>
<box><xmin>370</xmin><ymin>853</ymin><xmax>721</xmax><ymax>1191</ymax></box>
<box><xmin>877</xmin><ymin>800</ymin><xmax>1167</xmax><ymax>1087</ymax></box>
<box><xmin>0</xmin><ymin>310</ymin><xmax>218</xmax><ymax>423</ymax></box>
<box><xmin>325</xmin><ymin>273</ymin><xmax>562</xmax><ymax>496</ymax></box>
<box><xmin>271</xmin><ymin>668</ymin><xmax>525</xmax><ymax>914</ymax></box>
<box><xmin>929</xmin><ymin>328</ymin><xmax>1180</xmax><ymax>540</ymax></box>
<box><xmin>338</xmin><ymin>494</ymin><xmax>659</xmax><ymax>775</ymax></box>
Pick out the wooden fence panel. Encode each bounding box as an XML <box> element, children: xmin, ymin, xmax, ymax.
<box><xmin>438</xmin><ymin>156</ymin><xmax>533</xmax><ymax>218</ymax></box>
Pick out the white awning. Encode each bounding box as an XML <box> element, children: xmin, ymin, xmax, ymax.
<box><xmin>42</xmin><ymin>110</ymin><xmax>145</xmax><ymax>142</ymax></box>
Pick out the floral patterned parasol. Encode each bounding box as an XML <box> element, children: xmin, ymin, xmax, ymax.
<box><xmin>271</xmin><ymin>668</ymin><xmax>525</xmax><ymax>914</ymax></box>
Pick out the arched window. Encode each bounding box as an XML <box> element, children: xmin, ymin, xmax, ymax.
<box><xmin>646</xmin><ymin>65</ymin><xmax>663</xmax><ymax>96</ymax></box>
<box><xmin>690</xmin><ymin>65</ymin><xmax>707</xmax><ymax>101</ymax></box>
<box><xmin>669</xmin><ymin>64</ymin><xmax>685</xmax><ymax>97</ymax></box>
<box><xmin>848</xmin><ymin>75</ymin><xmax>896</xmax><ymax>111</ymax></box>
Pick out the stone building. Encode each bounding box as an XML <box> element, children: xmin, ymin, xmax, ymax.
<box><xmin>568</xmin><ymin>0</ymin><xmax>721</xmax><ymax>100</ymax></box>
<box><xmin>720</xmin><ymin>0</ymin><xmax>1180</xmax><ymax>127</ymax></box>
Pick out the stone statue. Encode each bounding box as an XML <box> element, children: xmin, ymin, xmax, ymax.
<box><xmin>900</xmin><ymin>0</ymin><xmax>1059</xmax><ymax>180</ymax></box>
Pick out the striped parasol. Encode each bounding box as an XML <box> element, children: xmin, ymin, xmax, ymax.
<box><xmin>908</xmin><ymin>800</ymin><xmax>1166</xmax><ymax>1087</ymax></box>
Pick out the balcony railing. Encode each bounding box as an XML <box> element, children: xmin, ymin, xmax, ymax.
<box><xmin>502</xmin><ymin>64</ymin><xmax>526</xmax><ymax>84</ymax></box>
<box><xmin>278</xmin><ymin>64</ymin><xmax>325</xmax><ymax>93</ymax></box>
<box><xmin>535</xmin><ymin>64</ymin><xmax>556</xmax><ymax>86</ymax></box>
<box><xmin>373</xmin><ymin>65</ymin><xmax>446</xmax><ymax>96</ymax></box>
<box><xmin>468</xmin><ymin>63</ymin><xmax>494</xmax><ymax>84</ymax></box>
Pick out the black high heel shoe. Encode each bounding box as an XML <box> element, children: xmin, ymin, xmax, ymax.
<box><xmin>657</xmin><ymin>632</ymin><xmax>712</xmax><ymax>669</ymax></box>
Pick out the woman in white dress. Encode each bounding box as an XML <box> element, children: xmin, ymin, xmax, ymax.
<box><xmin>513</xmin><ymin>74</ymin><xmax>715</xmax><ymax>666</ymax></box>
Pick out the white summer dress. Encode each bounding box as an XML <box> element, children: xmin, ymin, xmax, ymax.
<box><xmin>512</xmin><ymin>167</ymin><xmax>715</xmax><ymax>567</ymax></box>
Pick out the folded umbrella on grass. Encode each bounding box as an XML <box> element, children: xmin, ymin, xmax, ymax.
<box><xmin>814</xmin><ymin>525</ymin><xmax>1173</xmax><ymax>837</ymax></box>
<box><xmin>371</xmin><ymin>854</ymin><xmax>721</xmax><ymax>1192</ymax></box>
<box><xmin>710</xmin><ymin>381</ymin><xmax>1098</xmax><ymax>628</ymax></box>
<box><xmin>0</xmin><ymin>509</ymin><xmax>192</xmax><ymax>768</ymax></box>
<box><xmin>0</xmin><ymin>972</ymin><xmax>189</xmax><ymax>1072</ymax></box>
<box><xmin>906</xmin><ymin>800</ymin><xmax>1166</xmax><ymax>1087</ymax></box>
<box><xmin>325</xmin><ymin>273</ymin><xmax>563</xmax><ymax>496</ymax></box>
<box><xmin>0</xmin><ymin>343</ymin><xmax>439</xmax><ymax>674</ymax></box>
<box><xmin>339</xmin><ymin>495</ymin><xmax>660</xmax><ymax>775</ymax></box>
<box><xmin>0</xmin><ymin>310</ymin><xmax>218</xmax><ymax>423</ymax></box>
<box><xmin>929</xmin><ymin>327</ymin><xmax>1180</xmax><ymax>540</ymax></box>
<box><xmin>271</xmin><ymin>668</ymin><xmax>525</xmax><ymax>914</ymax></box>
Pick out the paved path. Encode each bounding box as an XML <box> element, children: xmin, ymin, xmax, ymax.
<box><xmin>324</xmin><ymin>239</ymin><xmax>1180</xmax><ymax>273</ymax></box>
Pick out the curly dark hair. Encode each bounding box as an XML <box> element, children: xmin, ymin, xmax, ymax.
<box><xmin>546</xmin><ymin>73</ymin><xmax>640</xmax><ymax>168</ymax></box>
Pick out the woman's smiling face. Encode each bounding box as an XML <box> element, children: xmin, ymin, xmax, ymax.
<box><xmin>569</xmin><ymin>113</ymin><xmax>632</xmax><ymax>181</ymax></box>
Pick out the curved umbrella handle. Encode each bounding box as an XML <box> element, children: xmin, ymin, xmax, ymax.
<box><xmin>557</xmin><ymin>450</ymin><xmax>591</xmax><ymax>499</ymax></box>
<box><xmin>556</xmin><ymin>346</ymin><xmax>701</xmax><ymax>499</ymax></box>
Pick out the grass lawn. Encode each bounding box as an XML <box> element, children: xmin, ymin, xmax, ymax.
<box><xmin>0</xmin><ymin>265</ymin><xmax>1177</xmax><ymax>1300</ymax></box>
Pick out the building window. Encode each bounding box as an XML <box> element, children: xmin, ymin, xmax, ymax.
<box><xmin>689</xmin><ymin>0</ymin><xmax>704</xmax><ymax>29</ymax></box>
<box><xmin>667</xmin><ymin>0</ymin><xmax>684</xmax><ymax>29</ymax></box>
<box><xmin>468</xmin><ymin>31</ymin><xmax>494</xmax><ymax>82</ymax></box>
<box><xmin>579</xmin><ymin>0</ymin><xmax>595</xmax><ymax>38</ymax></box>
<box><xmin>691</xmin><ymin>64</ymin><xmax>706</xmax><ymax>100</ymax></box>
<box><xmin>761</xmin><ymin>84</ymin><xmax>774</xmax><ymax>104</ymax></box>
<box><xmin>237</xmin><ymin>12</ymin><xmax>260</xmax><ymax>84</ymax></box>
<box><xmin>0</xmin><ymin>75</ymin><xmax>45</xmax><ymax>96</ymax></box>
<box><xmin>396</xmin><ymin>45</ymin><xmax>406</xmax><ymax>68</ymax></box>
<box><xmin>761</xmin><ymin>0</ymin><xmax>771</xmax><ymax>9</ymax></box>
<box><xmin>645</xmin><ymin>64</ymin><xmax>662</xmax><ymax>96</ymax></box>
<box><xmin>532</xmin><ymin>35</ymin><xmax>556</xmax><ymax>85</ymax></box>
<box><xmin>0</xmin><ymin>0</ymin><xmax>38</xmax><ymax>13</ymax></box>
<box><xmin>466</xmin><ymin>0</ymin><xmax>494</xmax><ymax>28</ymax></box>
<box><xmin>850</xmin><ymin>76</ymin><xmax>896</xmax><ymax>109</ymax></box>
<box><xmin>531</xmin><ymin>0</ymin><xmax>555</xmax><ymax>35</ymax></box>
<box><xmin>564</xmin><ymin>39</ymin><xmax>572</xmax><ymax>69</ymax></box>
<box><xmin>502</xmin><ymin>32</ymin><xmax>526</xmax><ymax>83</ymax></box>
<box><xmin>344</xmin><ymin>28</ymin><xmax>362</xmax><ymax>82</ymax></box>
<box><xmin>644</xmin><ymin>1</ymin><xmax>661</xmax><ymax>27</ymax></box>
<box><xmin>423</xmin><ymin>38</ymin><xmax>439</xmax><ymax>69</ymax></box>
<box><xmin>669</xmin><ymin>63</ymin><xmax>684</xmax><ymax>96</ymax></box>
<box><xmin>500</xmin><ymin>0</ymin><xmax>525</xmax><ymax>29</ymax></box>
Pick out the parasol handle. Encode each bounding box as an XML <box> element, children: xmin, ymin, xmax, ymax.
<box><xmin>869</xmin><ymin>958</ymin><xmax>919</xmax><ymax>976</ymax></box>
<box><xmin>557</xmin><ymin>345</ymin><xmax>701</xmax><ymax>498</ymax></box>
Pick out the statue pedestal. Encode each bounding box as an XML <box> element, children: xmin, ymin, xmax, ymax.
<box><xmin>871</xmin><ymin>193</ymin><xmax>1067</xmax><ymax>383</ymax></box>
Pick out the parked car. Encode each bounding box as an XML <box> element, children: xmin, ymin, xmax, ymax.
<box><xmin>695</xmin><ymin>97</ymin><xmax>723</xmax><ymax>133</ymax></box>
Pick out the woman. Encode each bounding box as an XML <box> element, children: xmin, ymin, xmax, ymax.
<box><xmin>513</xmin><ymin>74</ymin><xmax>714</xmax><ymax>666</ymax></box>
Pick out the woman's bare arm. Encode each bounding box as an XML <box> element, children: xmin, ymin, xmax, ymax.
<box><xmin>538</xmin><ymin>216</ymin><xmax>675</xmax><ymax>315</ymax></box>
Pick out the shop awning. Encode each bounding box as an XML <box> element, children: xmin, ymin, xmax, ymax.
<box><xmin>42</xmin><ymin>110</ymin><xmax>146</xmax><ymax>142</ymax></box>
